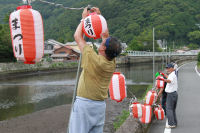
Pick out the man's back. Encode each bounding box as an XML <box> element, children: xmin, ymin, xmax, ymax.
<box><xmin>77</xmin><ymin>45</ymin><xmax>116</xmax><ymax>101</ymax></box>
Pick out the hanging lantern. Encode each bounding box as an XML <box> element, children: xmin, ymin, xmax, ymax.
<box><xmin>109</xmin><ymin>72</ymin><xmax>127</xmax><ymax>102</ymax></box>
<box><xmin>82</xmin><ymin>13</ymin><xmax>107</xmax><ymax>39</ymax></box>
<box><xmin>9</xmin><ymin>5</ymin><xmax>44</xmax><ymax>64</ymax></box>
<box><xmin>154</xmin><ymin>105</ymin><xmax>165</xmax><ymax>120</ymax></box>
<box><xmin>131</xmin><ymin>102</ymin><xmax>142</xmax><ymax>118</ymax></box>
<box><xmin>140</xmin><ymin>104</ymin><xmax>152</xmax><ymax>124</ymax></box>
<box><xmin>156</xmin><ymin>76</ymin><xmax>165</xmax><ymax>89</ymax></box>
<box><xmin>145</xmin><ymin>90</ymin><xmax>157</xmax><ymax>105</ymax></box>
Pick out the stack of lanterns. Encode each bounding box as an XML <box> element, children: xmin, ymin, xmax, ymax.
<box><xmin>130</xmin><ymin>88</ymin><xmax>165</xmax><ymax>124</ymax></box>
<box><xmin>131</xmin><ymin>102</ymin><xmax>152</xmax><ymax>124</ymax></box>
<box><xmin>130</xmin><ymin>90</ymin><xmax>154</xmax><ymax>124</ymax></box>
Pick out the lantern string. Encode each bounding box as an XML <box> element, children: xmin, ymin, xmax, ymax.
<box><xmin>127</xmin><ymin>89</ymin><xmax>137</xmax><ymax>101</ymax></box>
<box><xmin>33</xmin><ymin>0</ymin><xmax>85</xmax><ymax>10</ymax></box>
<box><xmin>128</xmin><ymin>89</ymin><xmax>137</xmax><ymax>115</ymax></box>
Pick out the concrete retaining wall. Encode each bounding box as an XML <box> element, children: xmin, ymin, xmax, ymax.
<box><xmin>115</xmin><ymin>116</ymin><xmax>150</xmax><ymax>133</ymax></box>
<box><xmin>0</xmin><ymin>61</ymin><xmax>78</xmax><ymax>73</ymax></box>
<box><xmin>0</xmin><ymin>55</ymin><xmax>196</xmax><ymax>73</ymax></box>
<box><xmin>116</xmin><ymin>55</ymin><xmax>197</xmax><ymax>65</ymax></box>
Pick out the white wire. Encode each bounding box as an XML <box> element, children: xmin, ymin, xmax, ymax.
<box><xmin>22</xmin><ymin>0</ymin><xmax>27</xmax><ymax>4</ymax></box>
<box><xmin>33</xmin><ymin>0</ymin><xmax>84</xmax><ymax>10</ymax></box>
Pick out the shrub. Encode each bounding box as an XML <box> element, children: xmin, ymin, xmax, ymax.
<box><xmin>198</xmin><ymin>52</ymin><xmax>200</xmax><ymax>62</ymax></box>
<box><xmin>113</xmin><ymin>110</ymin><xmax>130</xmax><ymax>131</ymax></box>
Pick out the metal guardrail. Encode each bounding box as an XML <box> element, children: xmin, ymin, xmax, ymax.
<box><xmin>126</xmin><ymin>51</ymin><xmax>198</xmax><ymax>57</ymax></box>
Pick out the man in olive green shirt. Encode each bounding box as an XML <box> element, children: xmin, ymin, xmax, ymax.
<box><xmin>69</xmin><ymin>7</ymin><xmax>122</xmax><ymax>133</ymax></box>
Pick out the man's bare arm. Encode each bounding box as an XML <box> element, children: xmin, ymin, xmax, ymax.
<box><xmin>164</xmin><ymin>79</ymin><xmax>171</xmax><ymax>83</ymax></box>
<box><xmin>74</xmin><ymin>22</ymin><xmax>86</xmax><ymax>53</ymax></box>
<box><xmin>74</xmin><ymin>8</ymin><xmax>90</xmax><ymax>52</ymax></box>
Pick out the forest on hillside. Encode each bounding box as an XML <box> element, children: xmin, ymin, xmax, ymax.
<box><xmin>1</xmin><ymin>0</ymin><xmax>200</xmax><ymax>62</ymax></box>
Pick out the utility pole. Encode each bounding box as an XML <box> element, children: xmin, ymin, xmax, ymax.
<box><xmin>169</xmin><ymin>48</ymin><xmax>171</xmax><ymax>63</ymax></box>
<box><xmin>166</xmin><ymin>44</ymin><xmax>168</xmax><ymax>64</ymax></box>
<box><xmin>153</xmin><ymin>27</ymin><xmax>155</xmax><ymax>87</ymax></box>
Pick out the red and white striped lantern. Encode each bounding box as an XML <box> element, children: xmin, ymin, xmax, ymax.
<box><xmin>140</xmin><ymin>104</ymin><xmax>152</xmax><ymax>124</ymax></box>
<box><xmin>156</xmin><ymin>76</ymin><xmax>165</xmax><ymax>89</ymax></box>
<box><xmin>109</xmin><ymin>72</ymin><xmax>126</xmax><ymax>102</ymax></box>
<box><xmin>9</xmin><ymin>5</ymin><xmax>44</xmax><ymax>64</ymax></box>
<box><xmin>132</xmin><ymin>102</ymin><xmax>142</xmax><ymax>118</ymax></box>
<box><xmin>82</xmin><ymin>13</ymin><xmax>107</xmax><ymax>39</ymax></box>
<box><xmin>154</xmin><ymin>105</ymin><xmax>165</xmax><ymax>120</ymax></box>
<box><xmin>145</xmin><ymin>90</ymin><xmax>157</xmax><ymax>105</ymax></box>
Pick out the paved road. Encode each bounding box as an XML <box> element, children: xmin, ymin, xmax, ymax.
<box><xmin>148</xmin><ymin>62</ymin><xmax>200</xmax><ymax>133</ymax></box>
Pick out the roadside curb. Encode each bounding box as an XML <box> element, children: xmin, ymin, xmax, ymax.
<box><xmin>195</xmin><ymin>65</ymin><xmax>200</xmax><ymax>77</ymax></box>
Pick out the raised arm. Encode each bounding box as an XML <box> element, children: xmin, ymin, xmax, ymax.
<box><xmin>74</xmin><ymin>8</ymin><xmax>89</xmax><ymax>52</ymax></box>
<box><xmin>159</xmin><ymin>72</ymin><xmax>171</xmax><ymax>83</ymax></box>
<box><xmin>74</xmin><ymin>22</ymin><xmax>86</xmax><ymax>53</ymax></box>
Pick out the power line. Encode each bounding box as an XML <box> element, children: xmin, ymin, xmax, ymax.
<box><xmin>32</xmin><ymin>0</ymin><xmax>85</xmax><ymax>10</ymax></box>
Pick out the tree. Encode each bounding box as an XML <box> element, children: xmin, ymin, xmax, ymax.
<box><xmin>128</xmin><ymin>39</ymin><xmax>144</xmax><ymax>51</ymax></box>
<box><xmin>198</xmin><ymin>52</ymin><xmax>200</xmax><ymax>62</ymax></box>
<box><xmin>187</xmin><ymin>31</ymin><xmax>200</xmax><ymax>45</ymax></box>
<box><xmin>0</xmin><ymin>14</ymin><xmax>15</xmax><ymax>62</ymax></box>
<box><xmin>188</xmin><ymin>43</ymin><xmax>199</xmax><ymax>50</ymax></box>
<box><xmin>128</xmin><ymin>29</ymin><xmax>162</xmax><ymax>51</ymax></box>
<box><xmin>1</xmin><ymin>0</ymin><xmax>200</xmax><ymax>52</ymax></box>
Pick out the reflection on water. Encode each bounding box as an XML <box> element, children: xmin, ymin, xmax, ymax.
<box><xmin>0</xmin><ymin>63</ymin><xmax>163</xmax><ymax>121</ymax></box>
<box><xmin>0</xmin><ymin>71</ymin><xmax>76</xmax><ymax>121</ymax></box>
<box><xmin>117</xmin><ymin>62</ymin><xmax>163</xmax><ymax>99</ymax></box>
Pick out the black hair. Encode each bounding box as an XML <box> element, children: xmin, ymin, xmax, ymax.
<box><xmin>105</xmin><ymin>37</ymin><xmax>122</xmax><ymax>60</ymax></box>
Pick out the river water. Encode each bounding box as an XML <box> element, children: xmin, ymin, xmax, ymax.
<box><xmin>0</xmin><ymin>63</ymin><xmax>163</xmax><ymax>121</ymax></box>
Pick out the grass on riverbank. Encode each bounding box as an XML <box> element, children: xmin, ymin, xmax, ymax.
<box><xmin>138</xmin><ymin>84</ymin><xmax>153</xmax><ymax>101</ymax></box>
<box><xmin>113</xmin><ymin>84</ymin><xmax>153</xmax><ymax>131</ymax></box>
<box><xmin>198</xmin><ymin>52</ymin><xmax>200</xmax><ymax>68</ymax></box>
<box><xmin>113</xmin><ymin>110</ymin><xmax>130</xmax><ymax>130</ymax></box>
<box><xmin>49</xmin><ymin>62</ymin><xmax>78</xmax><ymax>68</ymax></box>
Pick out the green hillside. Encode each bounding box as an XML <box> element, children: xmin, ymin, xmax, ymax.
<box><xmin>0</xmin><ymin>0</ymin><xmax>200</xmax><ymax>62</ymax></box>
<box><xmin>31</xmin><ymin>0</ymin><xmax>200</xmax><ymax>48</ymax></box>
